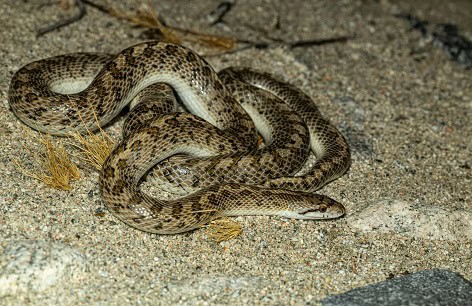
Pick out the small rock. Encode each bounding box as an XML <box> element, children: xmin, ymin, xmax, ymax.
<box><xmin>321</xmin><ymin>269</ymin><xmax>472</xmax><ymax>306</ymax></box>
<box><xmin>347</xmin><ymin>199</ymin><xmax>472</xmax><ymax>241</ymax></box>
<box><xmin>0</xmin><ymin>240</ymin><xmax>88</xmax><ymax>296</ymax></box>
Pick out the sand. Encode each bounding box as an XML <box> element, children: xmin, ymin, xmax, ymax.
<box><xmin>0</xmin><ymin>0</ymin><xmax>470</xmax><ymax>304</ymax></box>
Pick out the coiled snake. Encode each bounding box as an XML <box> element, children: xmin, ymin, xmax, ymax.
<box><xmin>9</xmin><ymin>41</ymin><xmax>351</xmax><ymax>234</ymax></box>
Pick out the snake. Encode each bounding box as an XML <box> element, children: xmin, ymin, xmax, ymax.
<box><xmin>9</xmin><ymin>41</ymin><xmax>351</xmax><ymax>234</ymax></box>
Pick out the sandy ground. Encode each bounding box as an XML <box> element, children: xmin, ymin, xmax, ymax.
<box><xmin>0</xmin><ymin>0</ymin><xmax>470</xmax><ymax>304</ymax></box>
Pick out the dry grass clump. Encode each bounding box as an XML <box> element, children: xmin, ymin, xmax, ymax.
<box><xmin>14</xmin><ymin>132</ymin><xmax>80</xmax><ymax>190</ymax></box>
<box><xmin>65</xmin><ymin>108</ymin><xmax>115</xmax><ymax>171</ymax></box>
<box><xmin>205</xmin><ymin>218</ymin><xmax>242</xmax><ymax>242</ymax></box>
<box><xmin>107</xmin><ymin>1</ymin><xmax>236</xmax><ymax>50</ymax></box>
<box><xmin>69</xmin><ymin>125</ymin><xmax>115</xmax><ymax>171</ymax></box>
<box><xmin>109</xmin><ymin>1</ymin><xmax>181</xmax><ymax>45</ymax></box>
<box><xmin>14</xmin><ymin>109</ymin><xmax>115</xmax><ymax>189</ymax></box>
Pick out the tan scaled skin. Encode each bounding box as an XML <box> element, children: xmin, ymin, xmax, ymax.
<box><xmin>149</xmin><ymin>68</ymin><xmax>351</xmax><ymax>195</ymax></box>
<box><xmin>9</xmin><ymin>41</ymin><xmax>350</xmax><ymax>234</ymax></box>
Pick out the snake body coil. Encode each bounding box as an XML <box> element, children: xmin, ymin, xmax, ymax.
<box><xmin>9</xmin><ymin>41</ymin><xmax>351</xmax><ymax>234</ymax></box>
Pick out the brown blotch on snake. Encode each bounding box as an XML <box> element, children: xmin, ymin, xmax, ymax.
<box><xmin>9</xmin><ymin>41</ymin><xmax>350</xmax><ymax>234</ymax></box>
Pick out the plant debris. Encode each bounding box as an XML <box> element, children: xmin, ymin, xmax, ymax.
<box><xmin>13</xmin><ymin>131</ymin><xmax>80</xmax><ymax>190</ymax></box>
<box><xmin>206</xmin><ymin>0</ymin><xmax>236</xmax><ymax>25</ymax></box>
<box><xmin>84</xmin><ymin>0</ymin><xmax>236</xmax><ymax>50</ymax></box>
<box><xmin>37</xmin><ymin>0</ymin><xmax>86</xmax><ymax>36</ymax></box>
<box><xmin>36</xmin><ymin>0</ymin><xmax>352</xmax><ymax>54</ymax></box>
<box><xmin>69</xmin><ymin>117</ymin><xmax>115</xmax><ymax>172</ymax></box>
<box><xmin>205</xmin><ymin>217</ymin><xmax>243</xmax><ymax>242</ymax></box>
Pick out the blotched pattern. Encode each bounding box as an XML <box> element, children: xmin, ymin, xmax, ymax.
<box><xmin>9</xmin><ymin>41</ymin><xmax>350</xmax><ymax>234</ymax></box>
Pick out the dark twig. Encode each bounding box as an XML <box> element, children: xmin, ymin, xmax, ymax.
<box><xmin>207</xmin><ymin>0</ymin><xmax>236</xmax><ymax>25</ymax></box>
<box><xmin>202</xmin><ymin>36</ymin><xmax>354</xmax><ymax>57</ymax></box>
<box><xmin>81</xmin><ymin>0</ymin><xmax>109</xmax><ymax>14</ymax></box>
<box><xmin>37</xmin><ymin>0</ymin><xmax>86</xmax><ymax>37</ymax></box>
<box><xmin>289</xmin><ymin>36</ymin><xmax>353</xmax><ymax>48</ymax></box>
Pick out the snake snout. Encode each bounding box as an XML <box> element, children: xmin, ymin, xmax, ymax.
<box><xmin>298</xmin><ymin>204</ymin><xmax>345</xmax><ymax>220</ymax></box>
<box><xmin>279</xmin><ymin>195</ymin><xmax>346</xmax><ymax>220</ymax></box>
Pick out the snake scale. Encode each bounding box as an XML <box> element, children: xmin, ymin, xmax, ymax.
<box><xmin>9</xmin><ymin>41</ymin><xmax>351</xmax><ymax>234</ymax></box>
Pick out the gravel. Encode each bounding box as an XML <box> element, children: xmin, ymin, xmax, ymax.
<box><xmin>0</xmin><ymin>0</ymin><xmax>470</xmax><ymax>304</ymax></box>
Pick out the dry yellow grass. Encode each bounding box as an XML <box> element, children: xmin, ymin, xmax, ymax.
<box><xmin>205</xmin><ymin>218</ymin><xmax>243</xmax><ymax>242</ymax></box>
<box><xmin>109</xmin><ymin>0</ymin><xmax>236</xmax><ymax>50</ymax></box>
<box><xmin>14</xmin><ymin>132</ymin><xmax>80</xmax><ymax>190</ymax></box>
<box><xmin>109</xmin><ymin>1</ymin><xmax>181</xmax><ymax>45</ymax></box>
<box><xmin>65</xmin><ymin>107</ymin><xmax>115</xmax><ymax>172</ymax></box>
<box><xmin>70</xmin><ymin>126</ymin><xmax>115</xmax><ymax>172</ymax></box>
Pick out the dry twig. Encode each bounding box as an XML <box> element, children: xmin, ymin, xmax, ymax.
<box><xmin>37</xmin><ymin>0</ymin><xmax>86</xmax><ymax>36</ymax></box>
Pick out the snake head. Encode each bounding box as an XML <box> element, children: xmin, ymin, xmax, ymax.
<box><xmin>280</xmin><ymin>194</ymin><xmax>345</xmax><ymax>220</ymax></box>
